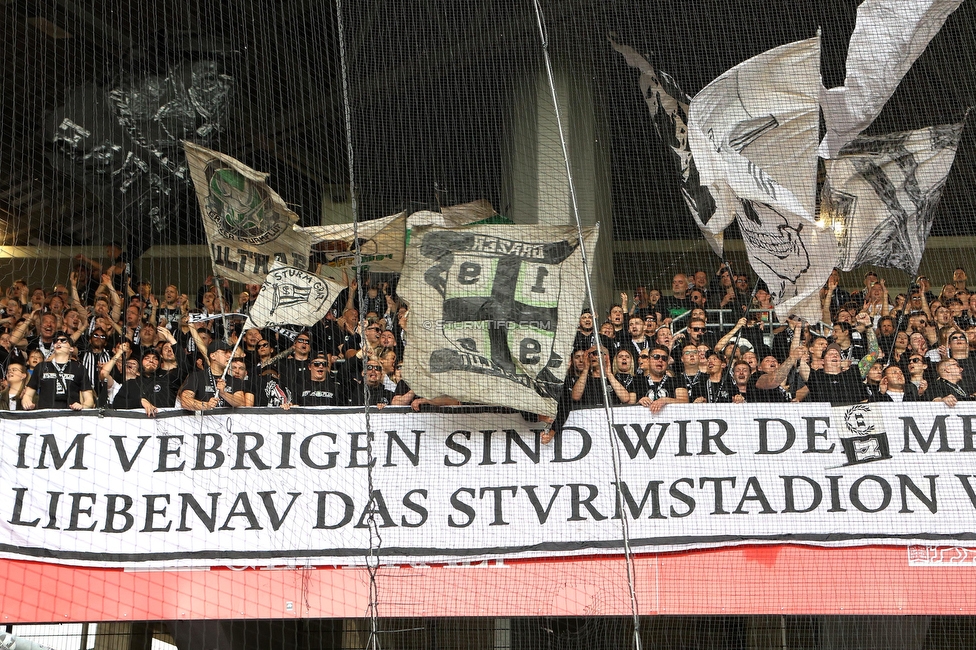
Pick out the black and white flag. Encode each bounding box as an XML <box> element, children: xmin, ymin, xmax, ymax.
<box><xmin>184</xmin><ymin>142</ymin><xmax>312</xmax><ymax>285</ymax></box>
<box><xmin>400</xmin><ymin>224</ymin><xmax>598</xmax><ymax>418</ymax></box>
<box><xmin>819</xmin><ymin>0</ymin><xmax>965</xmax><ymax>158</ymax></box>
<box><xmin>686</xmin><ymin>37</ymin><xmax>832</xmax><ymax>322</ymax></box>
<box><xmin>833</xmin><ymin>404</ymin><xmax>893</xmax><ymax>466</ymax></box>
<box><xmin>822</xmin><ymin>121</ymin><xmax>965</xmax><ymax>276</ymax></box>
<box><xmin>245</xmin><ymin>261</ymin><xmax>343</xmax><ymax>330</ymax></box>
<box><xmin>609</xmin><ymin>37</ymin><xmax>722</xmax><ymax>254</ymax></box>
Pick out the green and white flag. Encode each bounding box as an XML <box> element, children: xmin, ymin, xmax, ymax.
<box><xmin>184</xmin><ymin>141</ymin><xmax>312</xmax><ymax>285</ymax></box>
<box><xmin>400</xmin><ymin>224</ymin><xmax>597</xmax><ymax>418</ymax></box>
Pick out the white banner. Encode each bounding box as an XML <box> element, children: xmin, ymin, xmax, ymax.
<box><xmin>300</xmin><ymin>200</ymin><xmax>500</xmax><ymax>276</ymax></box>
<box><xmin>3</xmin><ymin>403</ymin><xmax>976</xmax><ymax>568</ymax></box>
<box><xmin>184</xmin><ymin>142</ymin><xmax>312</xmax><ymax>285</ymax></box>
<box><xmin>688</xmin><ymin>37</ymin><xmax>821</xmax><ymax>225</ymax></box>
<box><xmin>400</xmin><ymin>224</ymin><xmax>598</xmax><ymax>418</ymax></box>
<box><xmin>736</xmin><ymin>200</ymin><xmax>838</xmax><ymax>323</ymax></box>
<box><xmin>819</xmin><ymin>0</ymin><xmax>965</xmax><ymax>158</ymax></box>
<box><xmin>245</xmin><ymin>261</ymin><xmax>344</xmax><ymax>329</ymax></box>
<box><xmin>822</xmin><ymin>122</ymin><xmax>965</xmax><ymax>276</ymax></box>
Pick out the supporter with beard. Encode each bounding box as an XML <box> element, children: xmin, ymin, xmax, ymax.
<box><xmin>348</xmin><ymin>360</ymin><xmax>396</xmax><ymax>407</ymax></box>
<box><xmin>659</xmin><ymin>274</ymin><xmax>693</xmax><ymax>321</ymax></box>
<box><xmin>297</xmin><ymin>352</ymin><xmax>346</xmax><ymax>406</ymax></box>
<box><xmin>801</xmin><ymin>343</ymin><xmax>868</xmax><ymax>405</ymax></box>
<box><xmin>634</xmin><ymin>346</ymin><xmax>688</xmax><ymax>413</ymax></box>
<box><xmin>139</xmin><ymin>349</ymin><xmax>175</xmax><ymax>410</ymax></box>
<box><xmin>571</xmin><ymin>347</ymin><xmax>634</xmax><ymax>408</ymax></box>
<box><xmin>574</xmin><ymin>309</ymin><xmax>596</xmax><ymax>351</ymax></box>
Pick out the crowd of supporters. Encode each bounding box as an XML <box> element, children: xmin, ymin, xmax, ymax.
<box><xmin>0</xmin><ymin>252</ymin><xmax>419</xmax><ymax>415</ymax></box>
<box><xmin>561</xmin><ymin>264</ymin><xmax>976</xmax><ymax>420</ymax></box>
<box><xmin>2</xmin><ymin>252</ymin><xmax>975</xmax><ymax>420</ymax></box>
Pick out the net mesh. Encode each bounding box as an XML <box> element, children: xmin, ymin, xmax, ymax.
<box><xmin>3</xmin><ymin>1</ymin><xmax>976</xmax><ymax>649</ymax></box>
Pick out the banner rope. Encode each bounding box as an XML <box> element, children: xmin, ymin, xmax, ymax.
<box><xmin>532</xmin><ymin>2</ymin><xmax>642</xmax><ymax>648</ymax></box>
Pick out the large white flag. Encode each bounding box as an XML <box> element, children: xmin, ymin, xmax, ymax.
<box><xmin>608</xmin><ymin>37</ymin><xmax>724</xmax><ymax>254</ymax></box>
<box><xmin>686</xmin><ymin>37</ymin><xmax>829</xmax><ymax>322</ymax></box>
<box><xmin>822</xmin><ymin>121</ymin><xmax>965</xmax><ymax>276</ymax></box>
<box><xmin>688</xmin><ymin>37</ymin><xmax>821</xmax><ymax>225</ymax></box>
<box><xmin>819</xmin><ymin>0</ymin><xmax>965</xmax><ymax>159</ymax></box>
<box><xmin>184</xmin><ymin>142</ymin><xmax>312</xmax><ymax>285</ymax></box>
<box><xmin>245</xmin><ymin>261</ymin><xmax>344</xmax><ymax>330</ymax></box>
<box><xmin>400</xmin><ymin>224</ymin><xmax>598</xmax><ymax>418</ymax></box>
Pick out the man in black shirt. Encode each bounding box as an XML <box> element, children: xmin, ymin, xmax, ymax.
<box><xmin>140</xmin><ymin>349</ymin><xmax>175</xmax><ymax>410</ymax></box>
<box><xmin>22</xmin><ymin>332</ymin><xmax>94</xmax><ymax>410</ymax></box>
<box><xmin>348</xmin><ymin>361</ymin><xmax>395</xmax><ymax>407</ymax></box>
<box><xmin>690</xmin><ymin>351</ymin><xmax>734</xmax><ymax>403</ymax></box>
<box><xmin>803</xmin><ymin>344</ymin><xmax>867</xmax><ymax>405</ymax></box>
<box><xmin>573</xmin><ymin>309</ymin><xmax>596</xmax><ymax>352</ymax></box>
<box><xmin>298</xmin><ymin>352</ymin><xmax>345</xmax><ymax>406</ymax></box>
<box><xmin>928</xmin><ymin>358</ymin><xmax>972</xmax><ymax>407</ymax></box>
<box><xmin>178</xmin><ymin>341</ymin><xmax>247</xmax><ymax>411</ymax></box>
<box><xmin>570</xmin><ymin>347</ymin><xmax>634</xmax><ymax>408</ymax></box>
<box><xmin>635</xmin><ymin>345</ymin><xmax>688</xmax><ymax>413</ymax></box>
<box><xmin>659</xmin><ymin>274</ymin><xmax>694</xmax><ymax>321</ymax></box>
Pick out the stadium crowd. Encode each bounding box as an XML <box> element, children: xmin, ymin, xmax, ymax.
<box><xmin>2</xmin><ymin>252</ymin><xmax>976</xmax><ymax>421</ymax></box>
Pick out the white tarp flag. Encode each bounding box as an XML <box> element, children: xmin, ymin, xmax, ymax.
<box><xmin>301</xmin><ymin>200</ymin><xmax>500</xmax><ymax>278</ymax></box>
<box><xmin>245</xmin><ymin>261</ymin><xmax>344</xmax><ymax>330</ymax></box>
<box><xmin>822</xmin><ymin>121</ymin><xmax>965</xmax><ymax>276</ymax></box>
<box><xmin>184</xmin><ymin>142</ymin><xmax>312</xmax><ymax>285</ymax></box>
<box><xmin>608</xmin><ymin>36</ymin><xmax>724</xmax><ymax>254</ymax></box>
<box><xmin>400</xmin><ymin>224</ymin><xmax>598</xmax><ymax>418</ymax></box>
<box><xmin>736</xmin><ymin>201</ymin><xmax>838</xmax><ymax>323</ymax></box>
<box><xmin>688</xmin><ymin>37</ymin><xmax>821</xmax><ymax>225</ymax></box>
<box><xmin>687</xmin><ymin>37</ymin><xmax>830</xmax><ymax>322</ymax></box>
<box><xmin>819</xmin><ymin>0</ymin><xmax>965</xmax><ymax>159</ymax></box>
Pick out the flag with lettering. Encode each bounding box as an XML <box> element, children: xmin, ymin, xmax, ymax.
<box><xmin>400</xmin><ymin>224</ymin><xmax>598</xmax><ymax>418</ymax></box>
<box><xmin>245</xmin><ymin>261</ymin><xmax>344</xmax><ymax>330</ymax></box>
<box><xmin>302</xmin><ymin>200</ymin><xmax>501</xmax><ymax>278</ymax></box>
<box><xmin>184</xmin><ymin>141</ymin><xmax>312</xmax><ymax>285</ymax></box>
<box><xmin>819</xmin><ymin>0</ymin><xmax>965</xmax><ymax>158</ymax></box>
<box><xmin>821</xmin><ymin>121</ymin><xmax>965</xmax><ymax>276</ymax></box>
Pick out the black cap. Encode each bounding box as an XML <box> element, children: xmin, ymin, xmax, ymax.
<box><xmin>54</xmin><ymin>330</ymin><xmax>69</xmax><ymax>340</ymax></box>
<box><xmin>581</xmin><ymin>307</ymin><xmax>592</xmax><ymax>315</ymax></box>
<box><xmin>207</xmin><ymin>340</ymin><xmax>232</xmax><ymax>355</ymax></box>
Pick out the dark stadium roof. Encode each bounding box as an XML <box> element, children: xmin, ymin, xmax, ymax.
<box><xmin>1</xmin><ymin>0</ymin><xmax>974</xmax><ymax>252</ymax></box>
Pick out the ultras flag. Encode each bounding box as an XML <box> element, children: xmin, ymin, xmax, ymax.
<box><xmin>608</xmin><ymin>36</ymin><xmax>723</xmax><ymax>254</ymax></box>
<box><xmin>244</xmin><ymin>261</ymin><xmax>344</xmax><ymax>330</ymax></box>
<box><xmin>687</xmin><ymin>37</ymin><xmax>833</xmax><ymax>322</ymax></box>
<box><xmin>819</xmin><ymin>0</ymin><xmax>965</xmax><ymax>159</ymax></box>
<box><xmin>184</xmin><ymin>142</ymin><xmax>312</xmax><ymax>285</ymax></box>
